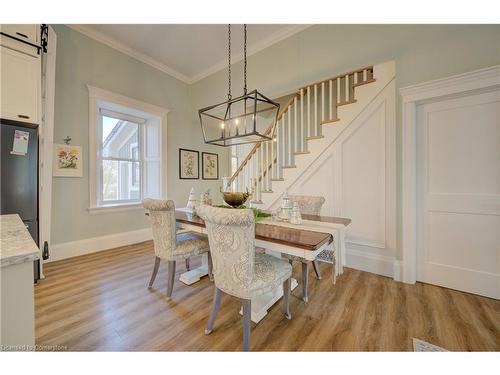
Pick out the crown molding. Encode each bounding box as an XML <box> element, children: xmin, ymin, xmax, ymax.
<box><xmin>67</xmin><ymin>24</ymin><xmax>192</xmax><ymax>83</ymax></box>
<box><xmin>66</xmin><ymin>24</ymin><xmax>312</xmax><ymax>85</ymax></box>
<box><xmin>189</xmin><ymin>24</ymin><xmax>312</xmax><ymax>83</ymax></box>
<box><xmin>399</xmin><ymin>64</ymin><xmax>500</xmax><ymax>102</ymax></box>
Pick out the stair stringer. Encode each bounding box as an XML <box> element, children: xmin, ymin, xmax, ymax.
<box><xmin>257</xmin><ymin>60</ymin><xmax>396</xmax><ymax>209</ymax></box>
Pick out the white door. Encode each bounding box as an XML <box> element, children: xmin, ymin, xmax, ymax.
<box><xmin>416</xmin><ymin>89</ymin><xmax>500</xmax><ymax>299</ymax></box>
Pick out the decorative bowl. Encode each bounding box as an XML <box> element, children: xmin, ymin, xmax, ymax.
<box><xmin>222</xmin><ymin>192</ymin><xmax>250</xmax><ymax>208</ymax></box>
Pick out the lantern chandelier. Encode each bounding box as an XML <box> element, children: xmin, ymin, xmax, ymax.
<box><xmin>199</xmin><ymin>24</ymin><xmax>280</xmax><ymax>147</ymax></box>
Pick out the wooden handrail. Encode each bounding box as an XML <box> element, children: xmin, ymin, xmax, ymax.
<box><xmin>298</xmin><ymin>65</ymin><xmax>373</xmax><ymax>91</ymax></box>
<box><xmin>229</xmin><ymin>65</ymin><xmax>375</xmax><ymax>186</ymax></box>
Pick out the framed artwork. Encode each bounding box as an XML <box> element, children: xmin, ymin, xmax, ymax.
<box><xmin>53</xmin><ymin>144</ymin><xmax>83</xmax><ymax>177</ymax></box>
<box><xmin>179</xmin><ymin>148</ymin><xmax>199</xmax><ymax>179</ymax></box>
<box><xmin>202</xmin><ymin>152</ymin><xmax>219</xmax><ymax>180</ymax></box>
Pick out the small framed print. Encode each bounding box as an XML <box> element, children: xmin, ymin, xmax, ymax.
<box><xmin>53</xmin><ymin>144</ymin><xmax>83</xmax><ymax>177</ymax></box>
<box><xmin>202</xmin><ymin>152</ymin><xmax>219</xmax><ymax>180</ymax></box>
<box><xmin>179</xmin><ymin>148</ymin><xmax>199</xmax><ymax>179</ymax></box>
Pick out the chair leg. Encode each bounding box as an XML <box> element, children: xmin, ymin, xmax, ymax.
<box><xmin>205</xmin><ymin>287</ymin><xmax>223</xmax><ymax>335</ymax></box>
<box><xmin>185</xmin><ymin>258</ymin><xmax>190</xmax><ymax>271</ymax></box>
<box><xmin>312</xmin><ymin>259</ymin><xmax>322</xmax><ymax>280</ymax></box>
<box><xmin>241</xmin><ymin>299</ymin><xmax>251</xmax><ymax>352</ymax></box>
<box><xmin>208</xmin><ymin>252</ymin><xmax>214</xmax><ymax>281</ymax></box>
<box><xmin>166</xmin><ymin>260</ymin><xmax>176</xmax><ymax>299</ymax></box>
<box><xmin>301</xmin><ymin>262</ymin><xmax>309</xmax><ymax>303</ymax></box>
<box><xmin>333</xmin><ymin>253</ymin><xmax>337</xmax><ymax>285</ymax></box>
<box><xmin>148</xmin><ymin>256</ymin><xmax>161</xmax><ymax>288</ymax></box>
<box><xmin>283</xmin><ymin>278</ymin><xmax>291</xmax><ymax>319</ymax></box>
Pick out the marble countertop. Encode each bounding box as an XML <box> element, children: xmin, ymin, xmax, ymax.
<box><xmin>0</xmin><ymin>214</ymin><xmax>40</xmax><ymax>268</ymax></box>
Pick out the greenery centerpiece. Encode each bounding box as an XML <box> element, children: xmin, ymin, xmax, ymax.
<box><xmin>214</xmin><ymin>204</ymin><xmax>272</xmax><ymax>222</ymax></box>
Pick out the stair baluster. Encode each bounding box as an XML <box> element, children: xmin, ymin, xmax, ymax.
<box><xmin>314</xmin><ymin>84</ymin><xmax>318</xmax><ymax>137</ymax></box>
<box><xmin>227</xmin><ymin>65</ymin><xmax>376</xmax><ymax>206</ymax></box>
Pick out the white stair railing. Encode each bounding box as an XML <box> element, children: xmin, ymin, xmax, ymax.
<box><xmin>229</xmin><ymin>66</ymin><xmax>375</xmax><ymax>203</ymax></box>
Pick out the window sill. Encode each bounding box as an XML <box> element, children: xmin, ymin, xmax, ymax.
<box><xmin>87</xmin><ymin>203</ymin><xmax>145</xmax><ymax>215</ymax></box>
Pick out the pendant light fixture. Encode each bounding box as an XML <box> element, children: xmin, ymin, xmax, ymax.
<box><xmin>199</xmin><ymin>24</ymin><xmax>280</xmax><ymax>147</ymax></box>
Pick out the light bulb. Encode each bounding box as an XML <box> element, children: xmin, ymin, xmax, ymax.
<box><xmin>235</xmin><ymin>119</ymin><xmax>239</xmax><ymax>125</ymax></box>
<box><xmin>220</xmin><ymin>122</ymin><xmax>225</xmax><ymax>129</ymax></box>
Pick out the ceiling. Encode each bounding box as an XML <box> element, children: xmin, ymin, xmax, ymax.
<box><xmin>69</xmin><ymin>24</ymin><xmax>310</xmax><ymax>84</ymax></box>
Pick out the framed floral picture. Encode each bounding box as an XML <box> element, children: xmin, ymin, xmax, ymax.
<box><xmin>52</xmin><ymin>144</ymin><xmax>83</xmax><ymax>177</ymax></box>
<box><xmin>202</xmin><ymin>152</ymin><xmax>219</xmax><ymax>180</ymax></box>
<box><xmin>53</xmin><ymin>144</ymin><xmax>83</xmax><ymax>177</ymax></box>
<box><xmin>179</xmin><ymin>148</ymin><xmax>199</xmax><ymax>179</ymax></box>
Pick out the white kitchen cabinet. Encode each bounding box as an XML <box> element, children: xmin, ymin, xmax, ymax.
<box><xmin>0</xmin><ymin>24</ymin><xmax>39</xmax><ymax>45</ymax></box>
<box><xmin>0</xmin><ymin>25</ymin><xmax>40</xmax><ymax>57</ymax></box>
<box><xmin>0</xmin><ymin>46</ymin><xmax>41</xmax><ymax>124</ymax></box>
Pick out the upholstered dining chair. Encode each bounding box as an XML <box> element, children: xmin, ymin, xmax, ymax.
<box><xmin>286</xmin><ymin>195</ymin><xmax>326</xmax><ymax>302</ymax></box>
<box><xmin>143</xmin><ymin>199</ymin><xmax>212</xmax><ymax>299</ymax></box>
<box><xmin>196</xmin><ymin>205</ymin><xmax>292</xmax><ymax>352</ymax></box>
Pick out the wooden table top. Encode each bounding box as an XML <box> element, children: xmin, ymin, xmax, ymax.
<box><xmin>301</xmin><ymin>214</ymin><xmax>352</xmax><ymax>226</ymax></box>
<box><xmin>175</xmin><ymin>210</ymin><xmax>334</xmax><ymax>251</ymax></box>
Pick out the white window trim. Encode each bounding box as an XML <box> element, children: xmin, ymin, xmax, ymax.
<box><xmin>87</xmin><ymin>85</ymin><xmax>169</xmax><ymax>214</ymax></box>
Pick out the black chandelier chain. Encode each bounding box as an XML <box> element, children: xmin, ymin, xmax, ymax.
<box><xmin>227</xmin><ymin>24</ymin><xmax>232</xmax><ymax>101</ymax></box>
<box><xmin>243</xmin><ymin>24</ymin><xmax>247</xmax><ymax>95</ymax></box>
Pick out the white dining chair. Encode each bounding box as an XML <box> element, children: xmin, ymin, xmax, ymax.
<box><xmin>143</xmin><ymin>199</ymin><xmax>212</xmax><ymax>299</ymax></box>
<box><xmin>196</xmin><ymin>205</ymin><xmax>292</xmax><ymax>352</ymax></box>
<box><xmin>286</xmin><ymin>195</ymin><xmax>327</xmax><ymax>302</ymax></box>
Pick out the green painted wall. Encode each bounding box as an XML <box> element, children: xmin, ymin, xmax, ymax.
<box><xmin>51</xmin><ymin>25</ymin><xmax>227</xmax><ymax>245</ymax></box>
<box><xmin>52</xmin><ymin>24</ymin><xmax>499</xmax><ymax>251</ymax></box>
<box><xmin>189</xmin><ymin>24</ymin><xmax>500</xmax><ymax>258</ymax></box>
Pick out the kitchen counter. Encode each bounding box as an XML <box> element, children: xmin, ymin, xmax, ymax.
<box><xmin>0</xmin><ymin>214</ymin><xmax>38</xmax><ymax>350</ymax></box>
<box><xmin>0</xmin><ymin>214</ymin><xmax>39</xmax><ymax>267</ymax></box>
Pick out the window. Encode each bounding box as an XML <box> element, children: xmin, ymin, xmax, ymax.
<box><xmin>88</xmin><ymin>86</ymin><xmax>168</xmax><ymax>213</ymax></box>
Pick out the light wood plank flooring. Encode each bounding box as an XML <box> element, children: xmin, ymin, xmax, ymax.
<box><xmin>35</xmin><ymin>241</ymin><xmax>500</xmax><ymax>351</ymax></box>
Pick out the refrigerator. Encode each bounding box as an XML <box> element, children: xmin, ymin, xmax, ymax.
<box><xmin>1</xmin><ymin>120</ymin><xmax>40</xmax><ymax>281</ymax></box>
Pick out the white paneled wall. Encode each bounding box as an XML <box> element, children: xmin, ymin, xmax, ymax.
<box><xmin>228</xmin><ymin>61</ymin><xmax>397</xmax><ymax>277</ymax></box>
<box><xmin>283</xmin><ymin>80</ymin><xmax>396</xmax><ymax>277</ymax></box>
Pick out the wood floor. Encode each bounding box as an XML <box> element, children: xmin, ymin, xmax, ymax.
<box><xmin>35</xmin><ymin>241</ymin><xmax>500</xmax><ymax>351</ymax></box>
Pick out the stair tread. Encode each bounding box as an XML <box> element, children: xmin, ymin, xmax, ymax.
<box><xmin>352</xmin><ymin>78</ymin><xmax>376</xmax><ymax>88</ymax></box>
<box><xmin>271</xmin><ymin>178</ymin><xmax>284</xmax><ymax>181</ymax></box>
<box><xmin>294</xmin><ymin>151</ymin><xmax>310</xmax><ymax>155</ymax></box>
<box><xmin>282</xmin><ymin>165</ymin><xmax>297</xmax><ymax>168</ymax></box>
<box><xmin>320</xmin><ymin>118</ymin><xmax>340</xmax><ymax>125</ymax></box>
<box><xmin>306</xmin><ymin>135</ymin><xmax>324</xmax><ymax>140</ymax></box>
<box><xmin>262</xmin><ymin>190</ymin><xmax>274</xmax><ymax>193</ymax></box>
<box><xmin>338</xmin><ymin>99</ymin><xmax>357</xmax><ymax>106</ymax></box>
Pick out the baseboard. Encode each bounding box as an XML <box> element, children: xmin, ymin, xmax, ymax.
<box><xmin>47</xmin><ymin>228</ymin><xmax>153</xmax><ymax>262</ymax></box>
<box><xmin>393</xmin><ymin>260</ymin><xmax>403</xmax><ymax>282</ymax></box>
<box><xmin>345</xmin><ymin>248</ymin><xmax>395</xmax><ymax>278</ymax></box>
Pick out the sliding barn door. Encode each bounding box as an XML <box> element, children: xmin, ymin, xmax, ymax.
<box><xmin>416</xmin><ymin>89</ymin><xmax>500</xmax><ymax>299</ymax></box>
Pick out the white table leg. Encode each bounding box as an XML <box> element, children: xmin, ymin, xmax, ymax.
<box><xmin>179</xmin><ymin>253</ymin><xmax>209</xmax><ymax>285</ymax></box>
<box><xmin>239</xmin><ymin>249</ymin><xmax>298</xmax><ymax>324</ymax></box>
<box><xmin>239</xmin><ymin>278</ymin><xmax>299</xmax><ymax>324</ymax></box>
<box><xmin>337</xmin><ymin>228</ymin><xmax>346</xmax><ymax>275</ymax></box>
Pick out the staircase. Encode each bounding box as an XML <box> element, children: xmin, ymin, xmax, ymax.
<box><xmin>229</xmin><ymin>61</ymin><xmax>395</xmax><ymax>209</ymax></box>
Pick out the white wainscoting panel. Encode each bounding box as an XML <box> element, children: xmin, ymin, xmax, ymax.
<box><xmin>288</xmin><ymin>80</ymin><xmax>397</xmax><ymax>277</ymax></box>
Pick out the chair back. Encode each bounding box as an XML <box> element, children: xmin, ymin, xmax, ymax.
<box><xmin>143</xmin><ymin>199</ymin><xmax>177</xmax><ymax>260</ymax></box>
<box><xmin>289</xmin><ymin>195</ymin><xmax>325</xmax><ymax>215</ymax></box>
<box><xmin>196</xmin><ymin>205</ymin><xmax>255</xmax><ymax>299</ymax></box>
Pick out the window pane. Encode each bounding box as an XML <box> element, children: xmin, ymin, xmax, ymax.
<box><xmin>102</xmin><ymin>116</ymin><xmax>139</xmax><ymax>159</ymax></box>
<box><xmin>102</xmin><ymin>160</ymin><xmax>141</xmax><ymax>202</ymax></box>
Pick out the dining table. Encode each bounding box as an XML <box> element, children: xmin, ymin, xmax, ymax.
<box><xmin>174</xmin><ymin>207</ymin><xmax>351</xmax><ymax>323</ymax></box>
